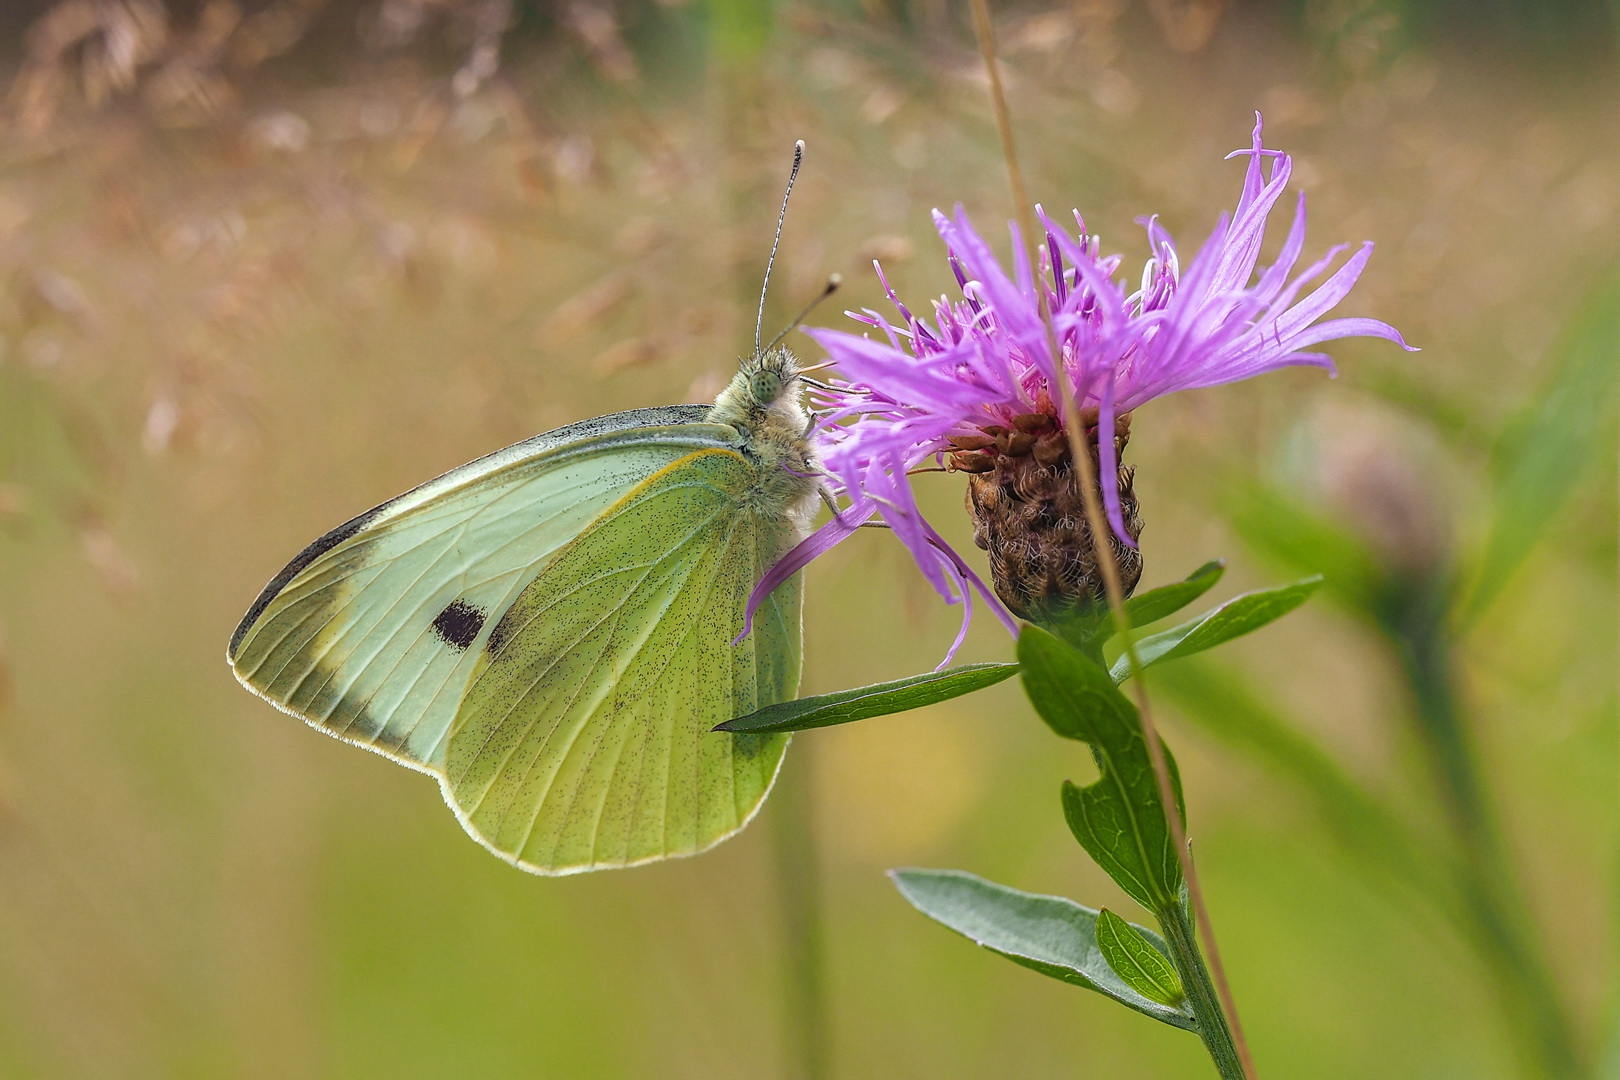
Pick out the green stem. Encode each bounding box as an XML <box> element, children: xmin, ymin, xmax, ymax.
<box><xmin>770</xmin><ymin>746</ymin><xmax>830</xmax><ymax>1080</ymax></box>
<box><xmin>1047</xmin><ymin>607</ymin><xmax>1110</xmax><ymax>667</ymax></box>
<box><xmin>1158</xmin><ymin>901</ymin><xmax>1245</xmax><ymax>1080</ymax></box>
<box><xmin>1391</xmin><ymin>586</ymin><xmax>1585</xmax><ymax>1079</ymax></box>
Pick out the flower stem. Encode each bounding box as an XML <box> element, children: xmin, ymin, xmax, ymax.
<box><xmin>1392</xmin><ymin>594</ymin><xmax>1585</xmax><ymax>1079</ymax></box>
<box><xmin>1071</xmin><ymin>438</ymin><xmax>1256</xmax><ymax>1078</ymax></box>
<box><xmin>965</xmin><ymin>2</ymin><xmax>1256</xmax><ymax>1074</ymax></box>
<box><xmin>770</xmin><ymin>744</ymin><xmax>831</xmax><ymax>1080</ymax></box>
<box><xmin>1159</xmin><ymin>900</ymin><xmax>1247</xmax><ymax>1080</ymax></box>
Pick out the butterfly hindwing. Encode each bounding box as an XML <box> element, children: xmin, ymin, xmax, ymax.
<box><xmin>444</xmin><ymin>448</ymin><xmax>801</xmax><ymax>874</ymax></box>
<box><xmin>227</xmin><ymin>406</ymin><xmax>741</xmax><ymax>771</ymax></box>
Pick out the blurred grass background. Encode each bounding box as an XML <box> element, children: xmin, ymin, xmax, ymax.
<box><xmin>0</xmin><ymin>0</ymin><xmax>1617</xmax><ymax>1076</ymax></box>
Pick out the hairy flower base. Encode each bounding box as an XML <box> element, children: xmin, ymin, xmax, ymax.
<box><xmin>960</xmin><ymin>408</ymin><xmax>1143</xmax><ymax>622</ymax></box>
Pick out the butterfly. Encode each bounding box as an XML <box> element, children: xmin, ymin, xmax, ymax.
<box><xmin>227</xmin><ymin>145</ymin><xmax>828</xmax><ymax>875</ymax></box>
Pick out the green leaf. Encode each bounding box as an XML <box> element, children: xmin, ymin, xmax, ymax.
<box><xmin>1058</xmin><ymin>561</ymin><xmax>1228</xmax><ymax>646</ymax></box>
<box><xmin>889</xmin><ymin>868</ymin><xmax>1197</xmax><ymax>1031</ymax></box>
<box><xmin>1018</xmin><ymin>627</ymin><xmax>1184</xmax><ymax>910</ymax></box>
<box><xmin>1124</xmin><ymin>560</ymin><xmax>1227</xmax><ymax>628</ymax></box>
<box><xmin>1096</xmin><ymin>908</ymin><xmax>1185</xmax><ymax>1007</ymax></box>
<box><xmin>1110</xmin><ymin>577</ymin><xmax>1323</xmax><ymax>683</ymax></box>
<box><xmin>714</xmin><ymin>663</ymin><xmax>1018</xmax><ymax>734</ymax></box>
<box><xmin>1468</xmin><ymin>272</ymin><xmax>1620</xmax><ymax>620</ymax></box>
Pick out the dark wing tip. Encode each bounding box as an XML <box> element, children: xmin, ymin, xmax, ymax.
<box><xmin>228</xmin><ymin>503</ymin><xmax>386</xmax><ymax>662</ymax></box>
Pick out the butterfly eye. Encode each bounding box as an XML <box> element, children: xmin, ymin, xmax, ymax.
<box><xmin>750</xmin><ymin>369</ymin><xmax>783</xmax><ymax>403</ymax></box>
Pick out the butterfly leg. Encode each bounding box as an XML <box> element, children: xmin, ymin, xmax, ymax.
<box><xmin>817</xmin><ymin>485</ymin><xmax>892</xmax><ymax>529</ymax></box>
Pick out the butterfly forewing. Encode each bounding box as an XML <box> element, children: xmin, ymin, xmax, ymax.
<box><xmin>228</xmin><ymin>407</ymin><xmax>739</xmax><ymax>770</ymax></box>
<box><xmin>445</xmin><ymin>448</ymin><xmax>800</xmax><ymax>874</ymax></box>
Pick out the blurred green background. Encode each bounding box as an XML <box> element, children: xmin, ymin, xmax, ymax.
<box><xmin>0</xmin><ymin>0</ymin><xmax>1617</xmax><ymax>1076</ymax></box>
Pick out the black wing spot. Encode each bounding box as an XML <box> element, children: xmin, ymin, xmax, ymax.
<box><xmin>432</xmin><ymin>599</ymin><xmax>487</xmax><ymax>652</ymax></box>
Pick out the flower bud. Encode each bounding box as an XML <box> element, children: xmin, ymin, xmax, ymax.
<box><xmin>1306</xmin><ymin>404</ymin><xmax>1450</xmax><ymax>583</ymax></box>
<box><xmin>956</xmin><ymin>408</ymin><xmax>1143</xmax><ymax>622</ymax></box>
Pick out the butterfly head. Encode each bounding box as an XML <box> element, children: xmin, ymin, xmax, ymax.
<box><xmin>712</xmin><ymin>346</ymin><xmax>805</xmax><ymax>432</ymax></box>
<box><xmin>744</xmin><ymin>346</ymin><xmax>797</xmax><ymax>406</ymax></box>
<box><xmin>721</xmin><ymin>270</ymin><xmax>841</xmax><ymax>434</ymax></box>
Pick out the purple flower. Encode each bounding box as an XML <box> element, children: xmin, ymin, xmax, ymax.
<box><xmin>747</xmin><ymin>115</ymin><xmax>1413</xmax><ymax>659</ymax></box>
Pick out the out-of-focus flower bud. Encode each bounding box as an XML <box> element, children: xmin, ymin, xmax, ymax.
<box><xmin>1291</xmin><ymin>401</ymin><xmax>1451</xmax><ymax>582</ymax></box>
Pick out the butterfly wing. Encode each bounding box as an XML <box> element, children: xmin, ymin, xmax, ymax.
<box><xmin>443</xmin><ymin>447</ymin><xmax>802</xmax><ymax>874</ymax></box>
<box><xmin>227</xmin><ymin>405</ymin><xmax>741</xmax><ymax>772</ymax></box>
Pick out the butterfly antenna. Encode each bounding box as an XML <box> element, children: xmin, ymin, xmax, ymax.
<box><xmin>763</xmin><ymin>273</ymin><xmax>842</xmax><ymax>354</ymax></box>
<box><xmin>755</xmin><ymin>139</ymin><xmax>805</xmax><ymax>355</ymax></box>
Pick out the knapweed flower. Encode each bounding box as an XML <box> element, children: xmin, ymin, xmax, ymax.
<box><xmin>749</xmin><ymin>115</ymin><xmax>1412</xmax><ymax>658</ymax></box>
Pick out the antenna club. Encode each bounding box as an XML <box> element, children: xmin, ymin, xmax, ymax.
<box><xmin>755</xmin><ymin>140</ymin><xmax>807</xmax><ymax>354</ymax></box>
<box><xmin>762</xmin><ymin>275</ymin><xmax>845</xmax><ymax>354</ymax></box>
